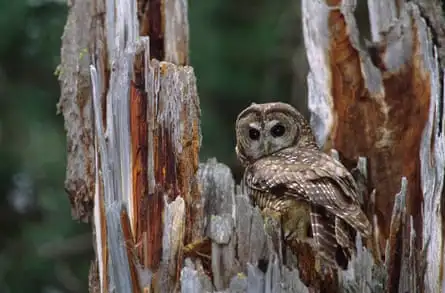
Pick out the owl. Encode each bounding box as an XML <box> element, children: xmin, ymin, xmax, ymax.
<box><xmin>235</xmin><ymin>102</ymin><xmax>372</xmax><ymax>269</ymax></box>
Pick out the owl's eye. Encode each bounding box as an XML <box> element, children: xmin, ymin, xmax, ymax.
<box><xmin>249</xmin><ymin>128</ymin><xmax>261</xmax><ymax>140</ymax></box>
<box><xmin>271</xmin><ymin>124</ymin><xmax>285</xmax><ymax>137</ymax></box>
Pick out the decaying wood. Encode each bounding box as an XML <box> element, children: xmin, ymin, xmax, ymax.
<box><xmin>303</xmin><ymin>0</ymin><xmax>445</xmax><ymax>292</ymax></box>
<box><xmin>90</xmin><ymin>29</ymin><xmax>199</xmax><ymax>293</ymax></box>
<box><xmin>193</xmin><ymin>159</ymin><xmax>310</xmax><ymax>292</ymax></box>
<box><xmin>187</xmin><ymin>157</ymin><xmax>389</xmax><ymax>293</ymax></box>
<box><xmin>57</xmin><ymin>0</ymin><xmax>95</xmax><ymax>222</ymax></box>
<box><xmin>59</xmin><ymin>0</ymin><xmax>445</xmax><ymax>292</ymax></box>
<box><xmin>304</xmin><ymin>0</ymin><xmax>427</xmax><ymax>248</ymax></box>
<box><xmin>60</xmin><ymin>0</ymin><xmax>199</xmax><ymax>291</ymax></box>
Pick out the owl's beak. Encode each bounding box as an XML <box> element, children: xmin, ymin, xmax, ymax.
<box><xmin>264</xmin><ymin>141</ymin><xmax>271</xmax><ymax>154</ymax></box>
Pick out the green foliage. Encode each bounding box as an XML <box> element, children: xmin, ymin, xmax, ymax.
<box><xmin>190</xmin><ymin>0</ymin><xmax>301</xmax><ymax>179</ymax></box>
<box><xmin>0</xmin><ymin>1</ymin><xmax>91</xmax><ymax>293</ymax></box>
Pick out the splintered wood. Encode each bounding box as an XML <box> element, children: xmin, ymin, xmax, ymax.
<box><xmin>303</xmin><ymin>0</ymin><xmax>445</xmax><ymax>292</ymax></box>
<box><xmin>305</xmin><ymin>0</ymin><xmax>428</xmax><ymax>244</ymax></box>
<box><xmin>85</xmin><ymin>0</ymin><xmax>199</xmax><ymax>292</ymax></box>
<box><xmin>132</xmin><ymin>60</ymin><xmax>200</xmax><ymax>274</ymax></box>
<box><xmin>91</xmin><ymin>57</ymin><xmax>200</xmax><ymax>292</ymax></box>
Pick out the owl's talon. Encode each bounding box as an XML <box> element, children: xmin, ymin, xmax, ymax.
<box><xmin>300</xmin><ymin>237</ymin><xmax>315</xmax><ymax>247</ymax></box>
<box><xmin>260</xmin><ymin>208</ymin><xmax>283</xmax><ymax>237</ymax></box>
<box><xmin>314</xmin><ymin>256</ymin><xmax>322</xmax><ymax>274</ymax></box>
<box><xmin>183</xmin><ymin>237</ymin><xmax>211</xmax><ymax>260</ymax></box>
<box><xmin>261</xmin><ymin>207</ymin><xmax>282</xmax><ymax>221</ymax></box>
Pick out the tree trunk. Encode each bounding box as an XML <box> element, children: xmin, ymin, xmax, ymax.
<box><xmin>303</xmin><ymin>0</ymin><xmax>445</xmax><ymax>292</ymax></box>
<box><xmin>58</xmin><ymin>0</ymin><xmax>445</xmax><ymax>292</ymax></box>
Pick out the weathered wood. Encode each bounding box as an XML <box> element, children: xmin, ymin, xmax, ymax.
<box><xmin>304</xmin><ymin>0</ymin><xmax>426</xmax><ymax>249</ymax></box>
<box><xmin>185</xmin><ymin>157</ymin><xmax>389</xmax><ymax>293</ymax></box>
<box><xmin>91</xmin><ymin>52</ymin><xmax>200</xmax><ymax>292</ymax></box>
<box><xmin>57</xmin><ymin>0</ymin><xmax>95</xmax><ymax>222</ymax></box>
<box><xmin>190</xmin><ymin>159</ymin><xmax>311</xmax><ymax>293</ymax></box>
<box><xmin>60</xmin><ymin>0</ymin><xmax>198</xmax><ymax>292</ymax></box>
<box><xmin>303</xmin><ymin>0</ymin><xmax>445</xmax><ymax>292</ymax></box>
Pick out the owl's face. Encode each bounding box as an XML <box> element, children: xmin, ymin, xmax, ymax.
<box><xmin>235</xmin><ymin>102</ymin><xmax>305</xmax><ymax>164</ymax></box>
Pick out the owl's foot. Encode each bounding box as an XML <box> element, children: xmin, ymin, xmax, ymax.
<box><xmin>261</xmin><ymin>207</ymin><xmax>282</xmax><ymax>221</ymax></box>
<box><xmin>183</xmin><ymin>237</ymin><xmax>211</xmax><ymax>260</ymax></box>
<box><xmin>261</xmin><ymin>208</ymin><xmax>283</xmax><ymax>237</ymax></box>
<box><xmin>260</xmin><ymin>207</ymin><xmax>287</xmax><ymax>264</ymax></box>
<box><xmin>314</xmin><ymin>255</ymin><xmax>322</xmax><ymax>274</ymax></box>
<box><xmin>299</xmin><ymin>236</ymin><xmax>316</xmax><ymax>247</ymax></box>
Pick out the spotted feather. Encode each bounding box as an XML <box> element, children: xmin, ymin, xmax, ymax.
<box><xmin>235</xmin><ymin>102</ymin><xmax>372</xmax><ymax>270</ymax></box>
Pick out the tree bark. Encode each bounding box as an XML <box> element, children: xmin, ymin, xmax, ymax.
<box><xmin>304</xmin><ymin>0</ymin><xmax>445</xmax><ymax>292</ymax></box>
<box><xmin>58</xmin><ymin>0</ymin><xmax>445</xmax><ymax>292</ymax></box>
<box><xmin>59</xmin><ymin>0</ymin><xmax>200</xmax><ymax>292</ymax></box>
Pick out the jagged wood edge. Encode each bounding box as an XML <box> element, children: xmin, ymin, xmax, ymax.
<box><xmin>180</xmin><ymin>156</ymin><xmax>408</xmax><ymax>293</ymax></box>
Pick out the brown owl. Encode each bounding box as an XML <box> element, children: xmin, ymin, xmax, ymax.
<box><xmin>235</xmin><ymin>102</ymin><xmax>372</xmax><ymax>269</ymax></box>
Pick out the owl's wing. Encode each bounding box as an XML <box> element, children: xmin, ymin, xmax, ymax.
<box><xmin>244</xmin><ymin>147</ymin><xmax>371</xmax><ymax>237</ymax></box>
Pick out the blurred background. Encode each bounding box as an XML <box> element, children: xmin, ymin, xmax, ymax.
<box><xmin>0</xmin><ymin>0</ymin><xmax>392</xmax><ymax>292</ymax></box>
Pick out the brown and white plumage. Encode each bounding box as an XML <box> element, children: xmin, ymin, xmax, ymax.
<box><xmin>235</xmin><ymin>102</ymin><xmax>371</xmax><ymax>269</ymax></box>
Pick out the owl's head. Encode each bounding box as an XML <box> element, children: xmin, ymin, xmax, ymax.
<box><xmin>235</xmin><ymin>102</ymin><xmax>317</xmax><ymax>165</ymax></box>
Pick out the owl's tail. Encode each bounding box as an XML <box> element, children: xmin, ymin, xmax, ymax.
<box><xmin>310</xmin><ymin>206</ymin><xmax>349</xmax><ymax>269</ymax></box>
